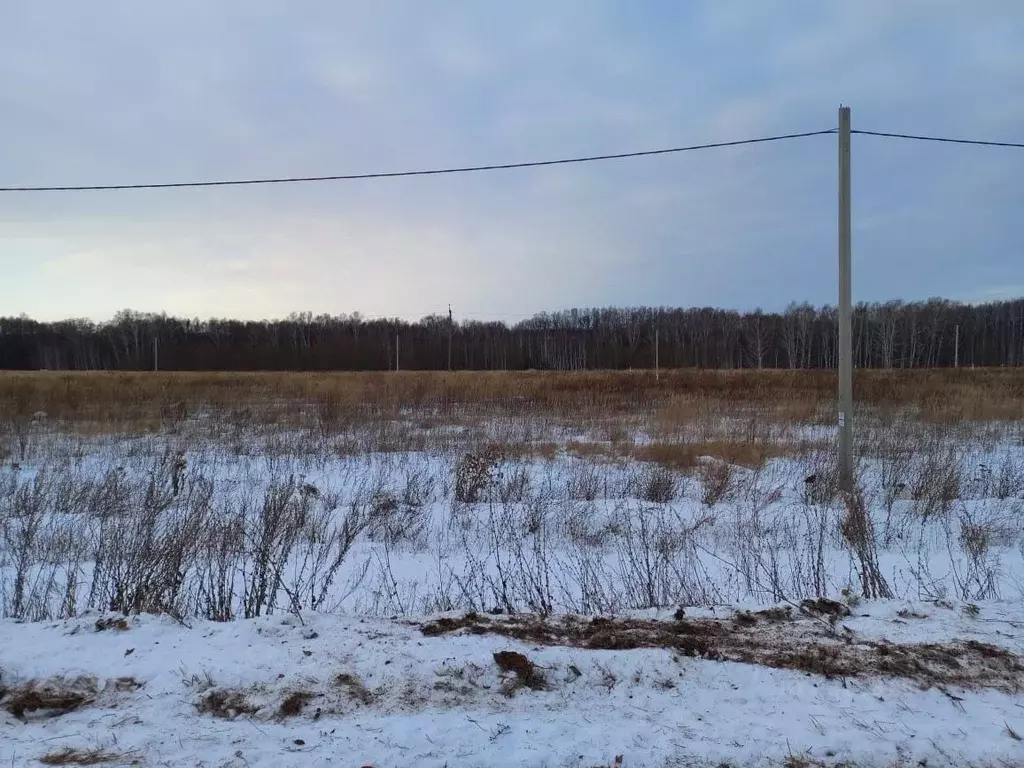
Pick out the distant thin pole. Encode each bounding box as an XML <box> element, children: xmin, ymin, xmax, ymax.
<box><xmin>655</xmin><ymin>327</ymin><xmax>660</xmax><ymax>381</ymax></box>
<box><xmin>395</xmin><ymin>334</ymin><xmax>400</xmax><ymax>372</ymax></box>
<box><xmin>838</xmin><ymin>105</ymin><xmax>854</xmax><ymax>493</ymax></box>
<box><xmin>153</xmin><ymin>337</ymin><xmax>159</xmax><ymax>372</ymax></box>
<box><xmin>448</xmin><ymin>304</ymin><xmax>453</xmax><ymax>372</ymax></box>
<box><xmin>954</xmin><ymin>324</ymin><xmax>960</xmax><ymax>368</ymax></box>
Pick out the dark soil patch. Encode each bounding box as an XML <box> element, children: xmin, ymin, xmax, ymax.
<box><xmin>493</xmin><ymin>651</ymin><xmax>547</xmax><ymax>695</ymax></box>
<box><xmin>335</xmin><ymin>672</ymin><xmax>373</xmax><ymax>705</ymax></box>
<box><xmin>278</xmin><ymin>690</ymin><xmax>314</xmax><ymax>718</ymax></box>
<box><xmin>2</xmin><ymin>677</ymin><xmax>97</xmax><ymax>720</ymax></box>
<box><xmin>799</xmin><ymin>599</ymin><xmax>851</xmax><ymax>620</ymax></box>
<box><xmin>417</xmin><ymin>611</ymin><xmax>1024</xmax><ymax>692</ymax></box>
<box><xmin>420</xmin><ymin>615</ymin><xmax>492</xmax><ymax>637</ymax></box>
<box><xmin>94</xmin><ymin>616</ymin><xmax>130</xmax><ymax>632</ymax></box>
<box><xmin>196</xmin><ymin>688</ymin><xmax>260</xmax><ymax>719</ymax></box>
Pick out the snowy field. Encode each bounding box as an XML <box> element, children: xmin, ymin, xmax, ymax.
<box><xmin>2</xmin><ymin>373</ymin><xmax>1024</xmax><ymax>766</ymax></box>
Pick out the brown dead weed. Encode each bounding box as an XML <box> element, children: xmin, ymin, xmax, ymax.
<box><xmin>493</xmin><ymin>650</ymin><xmax>548</xmax><ymax>696</ymax></box>
<box><xmin>195</xmin><ymin>688</ymin><xmax>260</xmax><ymax>719</ymax></box>
<box><xmin>38</xmin><ymin>747</ymin><xmax>139</xmax><ymax>766</ymax></box>
<box><xmin>1</xmin><ymin>676</ymin><xmax>97</xmax><ymax>720</ymax></box>
<box><xmin>418</xmin><ymin>610</ymin><xmax>1024</xmax><ymax>693</ymax></box>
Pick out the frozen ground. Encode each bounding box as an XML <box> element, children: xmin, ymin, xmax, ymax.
<box><xmin>1</xmin><ymin>600</ymin><xmax>1023</xmax><ymax>767</ymax></box>
<box><xmin>2</xmin><ymin>410</ymin><xmax>1024</xmax><ymax>765</ymax></box>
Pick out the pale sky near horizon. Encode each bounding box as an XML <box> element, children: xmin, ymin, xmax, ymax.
<box><xmin>0</xmin><ymin>2</ymin><xmax>1022</xmax><ymax>323</ymax></box>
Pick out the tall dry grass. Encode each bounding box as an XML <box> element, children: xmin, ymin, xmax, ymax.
<box><xmin>2</xmin><ymin>369</ymin><xmax>1022</xmax><ymax>432</ymax></box>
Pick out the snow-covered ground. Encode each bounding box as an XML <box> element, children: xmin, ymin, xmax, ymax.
<box><xmin>2</xmin><ymin>413</ymin><xmax>1024</xmax><ymax>765</ymax></box>
<box><xmin>1</xmin><ymin>601</ymin><xmax>1022</xmax><ymax>767</ymax></box>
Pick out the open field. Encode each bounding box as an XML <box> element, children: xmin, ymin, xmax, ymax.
<box><xmin>2</xmin><ymin>369</ymin><xmax>1024</xmax><ymax>766</ymax></box>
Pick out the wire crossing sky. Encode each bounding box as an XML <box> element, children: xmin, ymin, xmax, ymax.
<box><xmin>0</xmin><ymin>130</ymin><xmax>838</xmax><ymax>192</ymax></box>
<box><xmin>1</xmin><ymin>128</ymin><xmax>1021</xmax><ymax>193</ymax></box>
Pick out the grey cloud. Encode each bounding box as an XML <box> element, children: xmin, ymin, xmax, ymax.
<box><xmin>0</xmin><ymin>1</ymin><xmax>1021</xmax><ymax>321</ymax></box>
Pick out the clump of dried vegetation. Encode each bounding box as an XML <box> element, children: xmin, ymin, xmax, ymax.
<box><xmin>493</xmin><ymin>650</ymin><xmax>548</xmax><ymax>696</ymax></box>
<box><xmin>195</xmin><ymin>688</ymin><xmax>260</xmax><ymax>719</ymax></box>
<box><xmin>277</xmin><ymin>690</ymin><xmax>314</xmax><ymax>718</ymax></box>
<box><xmin>2</xmin><ymin>676</ymin><xmax>97</xmax><ymax>720</ymax></box>
<box><xmin>37</xmin><ymin>747</ymin><xmax>139</xmax><ymax>766</ymax></box>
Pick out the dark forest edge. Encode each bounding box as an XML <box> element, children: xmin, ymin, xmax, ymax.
<box><xmin>2</xmin><ymin>297</ymin><xmax>1022</xmax><ymax>371</ymax></box>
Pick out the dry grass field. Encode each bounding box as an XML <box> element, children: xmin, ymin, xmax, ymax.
<box><xmin>3</xmin><ymin>367</ymin><xmax>1022</xmax><ymax>445</ymax></box>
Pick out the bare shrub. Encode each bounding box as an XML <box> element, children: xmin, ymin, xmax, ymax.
<box><xmin>287</xmin><ymin>503</ymin><xmax>367</xmax><ymax>614</ymax></box>
<box><xmin>89</xmin><ymin>461</ymin><xmax>212</xmax><ymax>618</ymax></box>
<box><xmin>160</xmin><ymin>400</ymin><xmax>189</xmax><ymax>432</ymax></box>
<box><xmin>240</xmin><ymin>477</ymin><xmax>311</xmax><ymax>619</ymax></box>
<box><xmin>497</xmin><ymin>464</ymin><xmax>531</xmax><ymax>503</ymax></box>
<box><xmin>315</xmin><ymin>391</ymin><xmax>349</xmax><ymax>438</ymax></box>
<box><xmin>365</xmin><ymin>467</ymin><xmax>430</xmax><ymax>550</ymax></box>
<box><xmin>875</xmin><ymin>438</ymin><xmax>913</xmax><ymax>542</ymax></box>
<box><xmin>994</xmin><ymin>454</ymin><xmax>1024</xmax><ymax>500</ymax></box>
<box><xmin>1</xmin><ymin>471</ymin><xmax>51</xmax><ymax>619</ymax></box>
<box><xmin>640</xmin><ymin>465</ymin><xmax>677</xmax><ymax>504</ymax></box>
<box><xmin>453</xmin><ymin>449</ymin><xmax>499</xmax><ymax>503</ymax></box>
<box><xmin>799</xmin><ymin>449</ymin><xmax>839</xmax><ymax>506</ymax></box>
<box><xmin>613</xmin><ymin>504</ymin><xmax>707</xmax><ymax>609</ymax></box>
<box><xmin>909</xmin><ymin>444</ymin><xmax>962</xmax><ymax>518</ymax></box>
<box><xmin>192</xmin><ymin>508</ymin><xmax>245</xmax><ymax>621</ymax></box>
<box><xmin>566</xmin><ymin>460</ymin><xmax>601</xmax><ymax>501</ymax></box>
<box><xmin>841</xmin><ymin>489</ymin><xmax>893</xmax><ymax>599</ymax></box>
<box><xmin>952</xmin><ymin>506</ymin><xmax>1001</xmax><ymax>601</ymax></box>
<box><xmin>698</xmin><ymin>460</ymin><xmax>733</xmax><ymax>506</ymax></box>
<box><xmin>399</xmin><ymin>464</ymin><xmax>435</xmax><ymax>509</ymax></box>
<box><xmin>2</xmin><ymin>387</ymin><xmax>37</xmax><ymax>461</ymax></box>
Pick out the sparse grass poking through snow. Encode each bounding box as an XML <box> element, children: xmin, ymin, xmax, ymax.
<box><xmin>2</xmin><ymin>368</ymin><xmax>1024</xmax><ymax>622</ymax></box>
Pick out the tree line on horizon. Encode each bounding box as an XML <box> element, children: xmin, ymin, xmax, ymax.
<box><xmin>0</xmin><ymin>297</ymin><xmax>1022</xmax><ymax>372</ymax></box>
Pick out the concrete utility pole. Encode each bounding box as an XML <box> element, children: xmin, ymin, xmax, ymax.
<box><xmin>838</xmin><ymin>105</ymin><xmax>854</xmax><ymax>493</ymax></box>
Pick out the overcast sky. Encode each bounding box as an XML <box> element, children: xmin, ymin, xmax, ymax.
<box><xmin>1</xmin><ymin>1</ymin><xmax>1022</xmax><ymax>322</ymax></box>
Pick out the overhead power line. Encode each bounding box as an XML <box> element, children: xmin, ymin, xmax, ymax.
<box><xmin>0</xmin><ymin>129</ymin><xmax>836</xmax><ymax>193</ymax></box>
<box><xmin>852</xmin><ymin>129</ymin><xmax>1024</xmax><ymax>149</ymax></box>
<box><xmin>2</xmin><ymin>126</ymin><xmax>1019</xmax><ymax>193</ymax></box>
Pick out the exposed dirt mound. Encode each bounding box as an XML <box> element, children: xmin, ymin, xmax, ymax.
<box><xmin>417</xmin><ymin>611</ymin><xmax>1024</xmax><ymax>692</ymax></box>
<box><xmin>195</xmin><ymin>688</ymin><xmax>260</xmax><ymax>719</ymax></box>
<box><xmin>2</xmin><ymin>676</ymin><xmax>97</xmax><ymax>720</ymax></box>
<box><xmin>493</xmin><ymin>650</ymin><xmax>548</xmax><ymax>695</ymax></box>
